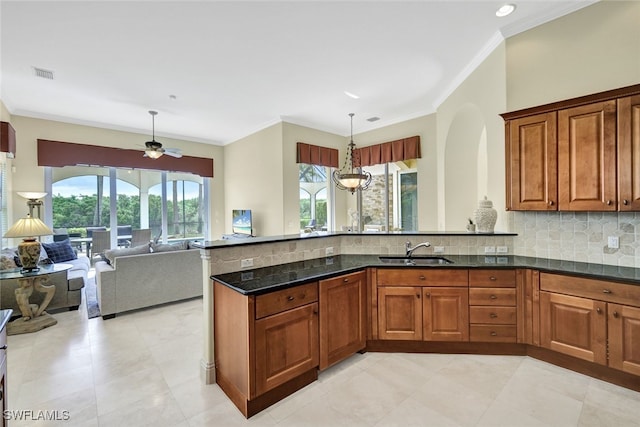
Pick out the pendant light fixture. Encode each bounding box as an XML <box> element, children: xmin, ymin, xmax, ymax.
<box><xmin>332</xmin><ymin>113</ymin><xmax>372</xmax><ymax>194</ymax></box>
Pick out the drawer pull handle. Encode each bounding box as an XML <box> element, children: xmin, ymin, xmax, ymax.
<box><xmin>596</xmin><ymin>307</ymin><xmax>602</xmax><ymax>314</ymax></box>
<box><xmin>613</xmin><ymin>311</ymin><xmax>619</xmax><ymax>318</ymax></box>
<box><xmin>287</xmin><ymin>296</ymin><xmax>295</xmax><ymax>301</ymax></box>
<box><xmin>602</xmin><ymin>289</ymin><xmax>612</xmax><ymax>294</ymax></box>
<box><xmin>623</xmin><ymin>199</ymin><xmax>629</xmax><ymax>205</ymax></box>
<box><xmin>490</xmin><ymin>313</ymin><xmax>498</xmax><ymax>318</ymax></box>
<box><xmin>489</xmin><ymin>276</ymin><xmax>497</xmax><ymax>281</ymax></box>
<box><xmin>490</xmin><ymin>295</ymin><xmax>497</xmax><ymax>300</ymax></box>
<box><xmin>490</xmin><ymin>331</ymin><xmax>497</xmax><ymax>336</ymax></box>
<box><xmin>419</xmin><ymin>275</ymin><xmax>426</xmax><ymax>280</ymax></box>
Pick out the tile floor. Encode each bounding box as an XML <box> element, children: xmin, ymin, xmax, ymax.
<box><xmin>6</xmin><ymin>294</ymin><xmax>640</xmax><ymax>426</ymax></box>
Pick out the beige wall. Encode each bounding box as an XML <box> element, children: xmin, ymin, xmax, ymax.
<box><xmin>7</xmin><ymin>115</ymin><xmax>225</xmax><ymax>238</ymax></box>
<box><xmin>506</xmin><ymin>0</ymin><xmax>640</xmax><ymax>111</ymax></box>
<box><xmin>436</xmin><ymin>43</ymin><xmax>507</xmax><ymax>232</ymax></box>
<box><xmin>223</xmin><ymin>123</ymin><xmax>284</xmax><ymax>237</ymax></box>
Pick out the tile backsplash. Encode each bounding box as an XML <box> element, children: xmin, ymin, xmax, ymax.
<box><xmin>509</xmin><ymin>211</ymin><xmax>640</xmax><ymax>267</ymax></box>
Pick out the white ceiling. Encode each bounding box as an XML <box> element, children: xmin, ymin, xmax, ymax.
<box><xmin>0</xmin><ymin>0</ymin><xmax>596</xmax><ymax>146</ymax></box>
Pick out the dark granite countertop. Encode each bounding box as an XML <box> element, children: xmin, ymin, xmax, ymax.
<box><xmin>211</xmin><ymin>254</ymin><xmax>640</xmax><ymax>295</ymax></box>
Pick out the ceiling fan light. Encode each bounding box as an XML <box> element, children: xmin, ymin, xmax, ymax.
<box><xmin>145</xmin><ymin>150</ymin><xmax>163</xmax><ymax>159</ymax></box>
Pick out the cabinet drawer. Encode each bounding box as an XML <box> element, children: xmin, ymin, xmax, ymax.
<box><xmin>469</xmin><ymin>288</ymin><xmax>516</xmax><ymax>306</ymax></box>
<box><xmin>470</xmin><ymin>306</ymin><xmax>516</xmax><ymax>325</ymax></box>
<box><xmin>470</xmin><ymin>325</ymin><xmax>517</xmax><ymax>343</ymax></box>
<box><xmin>540</xmin><ymin>273</ymin><xmax>640</xmax><ymax>306</ymax></box>
<box><xmin>255</xmin><ymin>282</ymin><xmax>318</xmax><ymax>319</ymax></box>
<box><xmin>469</xmin><ymin>269</ymin><xmax>516</xmax><ymax>288</ymax></box>
<box><xmin>377</xmin><ymin>269</ymin><xmax>468</xmax><ymax>287</ymax></box>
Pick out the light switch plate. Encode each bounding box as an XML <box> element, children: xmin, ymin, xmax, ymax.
<box><xmin>433</xmin><ymin>246</ymin><xmax>445</xmax><ymax>253</ymax></box>
<box><xmin>325</xmin><ymin>247</ymin><xmax>334</xmax><ymax>256</ymax></box>
<box><xmin>484</xmin><ymin>246</ymin><xmax>496</xmax><ymax>254</ymax></box>
<box><xmin>241</xmin><ymin>258</ymin><xmax>254</xmax><ymax>268</ymax></box>
<box><xmin>607</xmin><ymin>236</ymin><xmax>619</xmax><ymax>249</ymax></box>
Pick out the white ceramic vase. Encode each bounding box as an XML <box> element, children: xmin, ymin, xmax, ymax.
<box><xmin>474</xmin><ymin>196</ymin><xmax>497</xmax><ymax>233</ymax></box>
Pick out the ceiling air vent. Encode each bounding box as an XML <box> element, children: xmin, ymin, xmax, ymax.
<box><xmin>366</xmin><ymin>116</ymin><xmax>380</xmax><ymax>122</ymax></box>
<box><xmin>33</xmin><ymin>67</ymin><xmax>54</xmax><ymax>80</ymax></box>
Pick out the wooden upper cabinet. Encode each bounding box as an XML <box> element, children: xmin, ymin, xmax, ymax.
<box><xmin>618</xmin><ymin>95</ymin><xmax>640</xmax><ymax>211</ymax></box>
<box><xmin>506</xmin><ymin>112</ymin><xmax>557</xmax><ymax>210</ymax></box>
<box><xmin>558</xmin><ymin>100</ymin><xmax>617</xmax><ymax>211</ymax></box>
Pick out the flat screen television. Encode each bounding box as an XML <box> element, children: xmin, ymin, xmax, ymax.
<box><xmin>232</xmin><ymin>209</ymin><xmax>253</xmax><ymax>235</ymax></box>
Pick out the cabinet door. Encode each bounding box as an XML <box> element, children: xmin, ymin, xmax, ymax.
<box><xmin>319</xmin><ymin>271</ymin><xmax>366</xmax><ymax>370</ymax></box>
<box><xmin>378</xmin><ymin>287</ymin><xmax>422</xmax><ymax>340</ymax></box>
<box><xmin>423</xmin><ymin>287</ymin><xmax>469</xmax><ymax>341</ymax></box>
<box><xmin>618</xmin><ymin>95</ymin><xmax>640</xmax><ymax>211</ymax></box>
<box><xmin>558</xmin><ymin>100</ymin><xmax>617</xmax><ymax>211</ymax></box>
<box><xmin>506</xmin><ymin>112</ymin><xmax>557</xmax><ymax>210</ymax></box>
<box><xmin>254</xmin><ymin>303</ymin><xmax>319</xmax><ymax>395</ymax></box>
<box><xmin>608</xmin><ymin>303</ymin><xmax>640</xmax><ymax>375</ymax></box>
<box><xmin>540</xmin><ymin>291</ymin><xmax>607</xmax><ymax>365</ymax></box>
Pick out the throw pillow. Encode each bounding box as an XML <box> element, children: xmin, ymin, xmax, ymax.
<box><xmin>150</xmin><ymin>241</ymin><xmax>188</xmax><ymax>253</ymax></box>
<box><xmin>104</xmin><ymin>243</ymin><xmax>150</xmax><ymax>265</ymax></box>
<box><xmin>42</xmin><ymin>239</ymin><xmax>78</xmax><ymax>263</ymax></box>
<box><xmin>0</xmin><ymin>248</ymin><xmax>18</xmax><ymax>270</ymax></box>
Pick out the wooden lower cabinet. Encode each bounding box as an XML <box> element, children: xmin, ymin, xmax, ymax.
<box><xmin>214</xmin><ymin>281</ymin><xmax>319</xmax><ymax>418</ymax></box>
<box><xmin>319</xmin><ymin>271</ymin><xmax>366</xmax><ymax>370</ymax></box>
<box><xmin>254</xmin><ymin>303</ymin><xmax>319</xmax><ymax>395</ymax></box>
<box><xmin>540</xmin><ymin>291</ymin><xmax>607</xmax><ymax>365</ymax></box>
<box><xmin>423</xmin><ymin>287</ymin><xmax>469</xmax><ymax>341</ymax></box>
<box><xmin>377</xmin><ymin>286</ymin><xmax>469</xmax><ymax>342</ymax></box>
<box><xmin>378</xmin><ymin>286</ymin><xmax>423</xmax><ymax>340</ymax></box>
<box><xmin>608</xmin><ymin>303</ymin><xmax>640</xmax><ymax>376</ymax></box>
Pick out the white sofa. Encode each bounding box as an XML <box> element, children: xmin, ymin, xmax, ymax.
<box><xmin>94</xmin><ymin>248</ymin><xmax>203</xmax><ymax>318</ymax></box>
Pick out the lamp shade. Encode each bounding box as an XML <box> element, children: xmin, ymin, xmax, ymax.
<box><xmin>16</xmin><ymin>192</ymin><xmax>48</xmax><ymax>200</ymax></box>
<box><xmin>3</xmin><ymin>215</ymin><xmax>53</xmax><ymax>238</ymax></box>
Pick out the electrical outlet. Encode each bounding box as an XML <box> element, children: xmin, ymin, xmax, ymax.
<box><xmin>241</xmin><ymin>258</ymin><xmax>254</xmax><ymax>268</ymax></box>
<box><xmin>433</xmin><ymin>246</ymin><xmax>445</xmax><ymax>253</ymax></box>
<box><xmin>484</xmin><ymin>246</ymin><xmax>496</xmax><ymax>254</ymax></box>
<box><xmin>325</xmin><ymin>247</ymin><xmax>334</xmax><ymax>256</ymax></box>
<box><xmin>497</xmin><ymin>246</ymin><xmax>508</xmax><ymax>253</ymax></box>
<box><xmin>608</xmin><ymin>236</ymin><xmax>619</xmax><ymax>249</ymax></box>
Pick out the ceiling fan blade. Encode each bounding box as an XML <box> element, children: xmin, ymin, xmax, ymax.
<box><xmin>163</xmin><ymin>149</ymin><xmax>182</xmax><ymax>158</ymax></box>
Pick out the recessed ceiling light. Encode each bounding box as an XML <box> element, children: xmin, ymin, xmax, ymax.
<box><xmin>496</xmin><ymin>4</ymin><xmax>516</xmax><ymax>17</ymax></box>
<box><xmin>344</xmin><ymin>91</ymin><xmax>360</xmax><ymax>99</ymax></box>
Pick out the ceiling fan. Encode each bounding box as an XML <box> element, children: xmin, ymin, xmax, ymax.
<box><xmin>143</xmin><ymin>110</ymin><xmax>182</xmax><ymax>159</ymax></box>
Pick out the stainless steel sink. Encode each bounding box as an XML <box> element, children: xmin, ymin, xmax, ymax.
<box><xmin>378</xmin><ymin>256</ymin><xmax>453</xmax><ymax>265</ymax></box>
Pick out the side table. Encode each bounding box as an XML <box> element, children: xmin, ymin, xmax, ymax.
<box><xmin>0</xmin><ymin>264</ymin><xmax>72</xmax><ymax>335</ymax></box>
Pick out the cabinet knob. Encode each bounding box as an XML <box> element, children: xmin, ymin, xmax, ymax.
<box><xmin>419</xmin><ymin>275</ymin><xmax>426</xmax><ymax>281</ymax></box>
<box><xmin>287</xmin><ymin>296</ymin><xmax>295</xmax><ymax>301</ymax></box>
<box><xmin>606</xmin><ymin>200</ymin><xmax>612</xmax><ymax>206</ymax></box>
<box><xmin>602</xmin><ymin>289</ymin><xmax>612</xmax><ymax>294</ymax></box>
<box><xmin>490</xmin><ymin>313</ymin><xmax>498</xmax><ymax>318</ymax></box>
<box><xmin>425</xmin><ymin>292</ymin><xmax>430</xmax><ymax>298</ymax></box>
<box><xmin>613</xmin><ymin>311</ymin><xmax>619</xmax><ymax>318</ymax></box>
<box><xmin>490</xmin><ymin>331</ymin><xmax>497</xmax><ymax>336</ymax></box>
<box><xmin>548</xmin><ymin>200</ymin><xmax>554</xmax><ymax>206</ymax></box>
<box><xmin>489</xmin><ymin>276</ymin><xmax>497</xmax><ymax>281</ymax></box>
<box><xmin>343</xmin><ymin>278</ymin><xmax>349</xmax><ymax>283</ymax></box>
<box><xmin>417</xmin><ymin>293</ymin><xmax>421</xmax><ymax>299</ymax></box>
<box><xmin>596</xmin><ymin>307</ymin><xmax>602</xmax><ymax>314</ymax></box>
<box><xmin>623</xmin><ymin>199</ymin><xmax>629</xmax><ymax>205</ymax></box>
<box><xmin>490</xmin><ymin>295</ymin><xmax>497</xmax><ymax>300</ymax></box>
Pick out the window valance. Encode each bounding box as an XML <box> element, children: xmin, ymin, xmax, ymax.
<box><xmin>296</xmin><ymin>142</ymin><xmax>339</xmax><ymax>168</ymax></box>
<box><xmin>354</xmin><ymin>135</ymin><xmax>421</xmax><ymax>167</ymax></box>
<box><xmin>37</xmin><ymin>139</ymin><xmax>214</xmax><ymax>178</ymax></box>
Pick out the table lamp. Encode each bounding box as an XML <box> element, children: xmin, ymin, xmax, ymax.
<box><xmin>3</xmin><ymin>214</ymin><xmax>53</xmax><ymax>272</ymax></box>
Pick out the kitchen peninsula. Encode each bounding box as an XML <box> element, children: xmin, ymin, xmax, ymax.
<box><xmin>194</xmin><ymin>232</ymin><xmax>640</xmax><ymax>418</ymax></box>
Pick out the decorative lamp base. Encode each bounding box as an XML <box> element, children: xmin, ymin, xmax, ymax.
<box><xmin>17</xmin><ymin>238</ymin><xmax>41</xmax><ymax>271</ymax></box>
